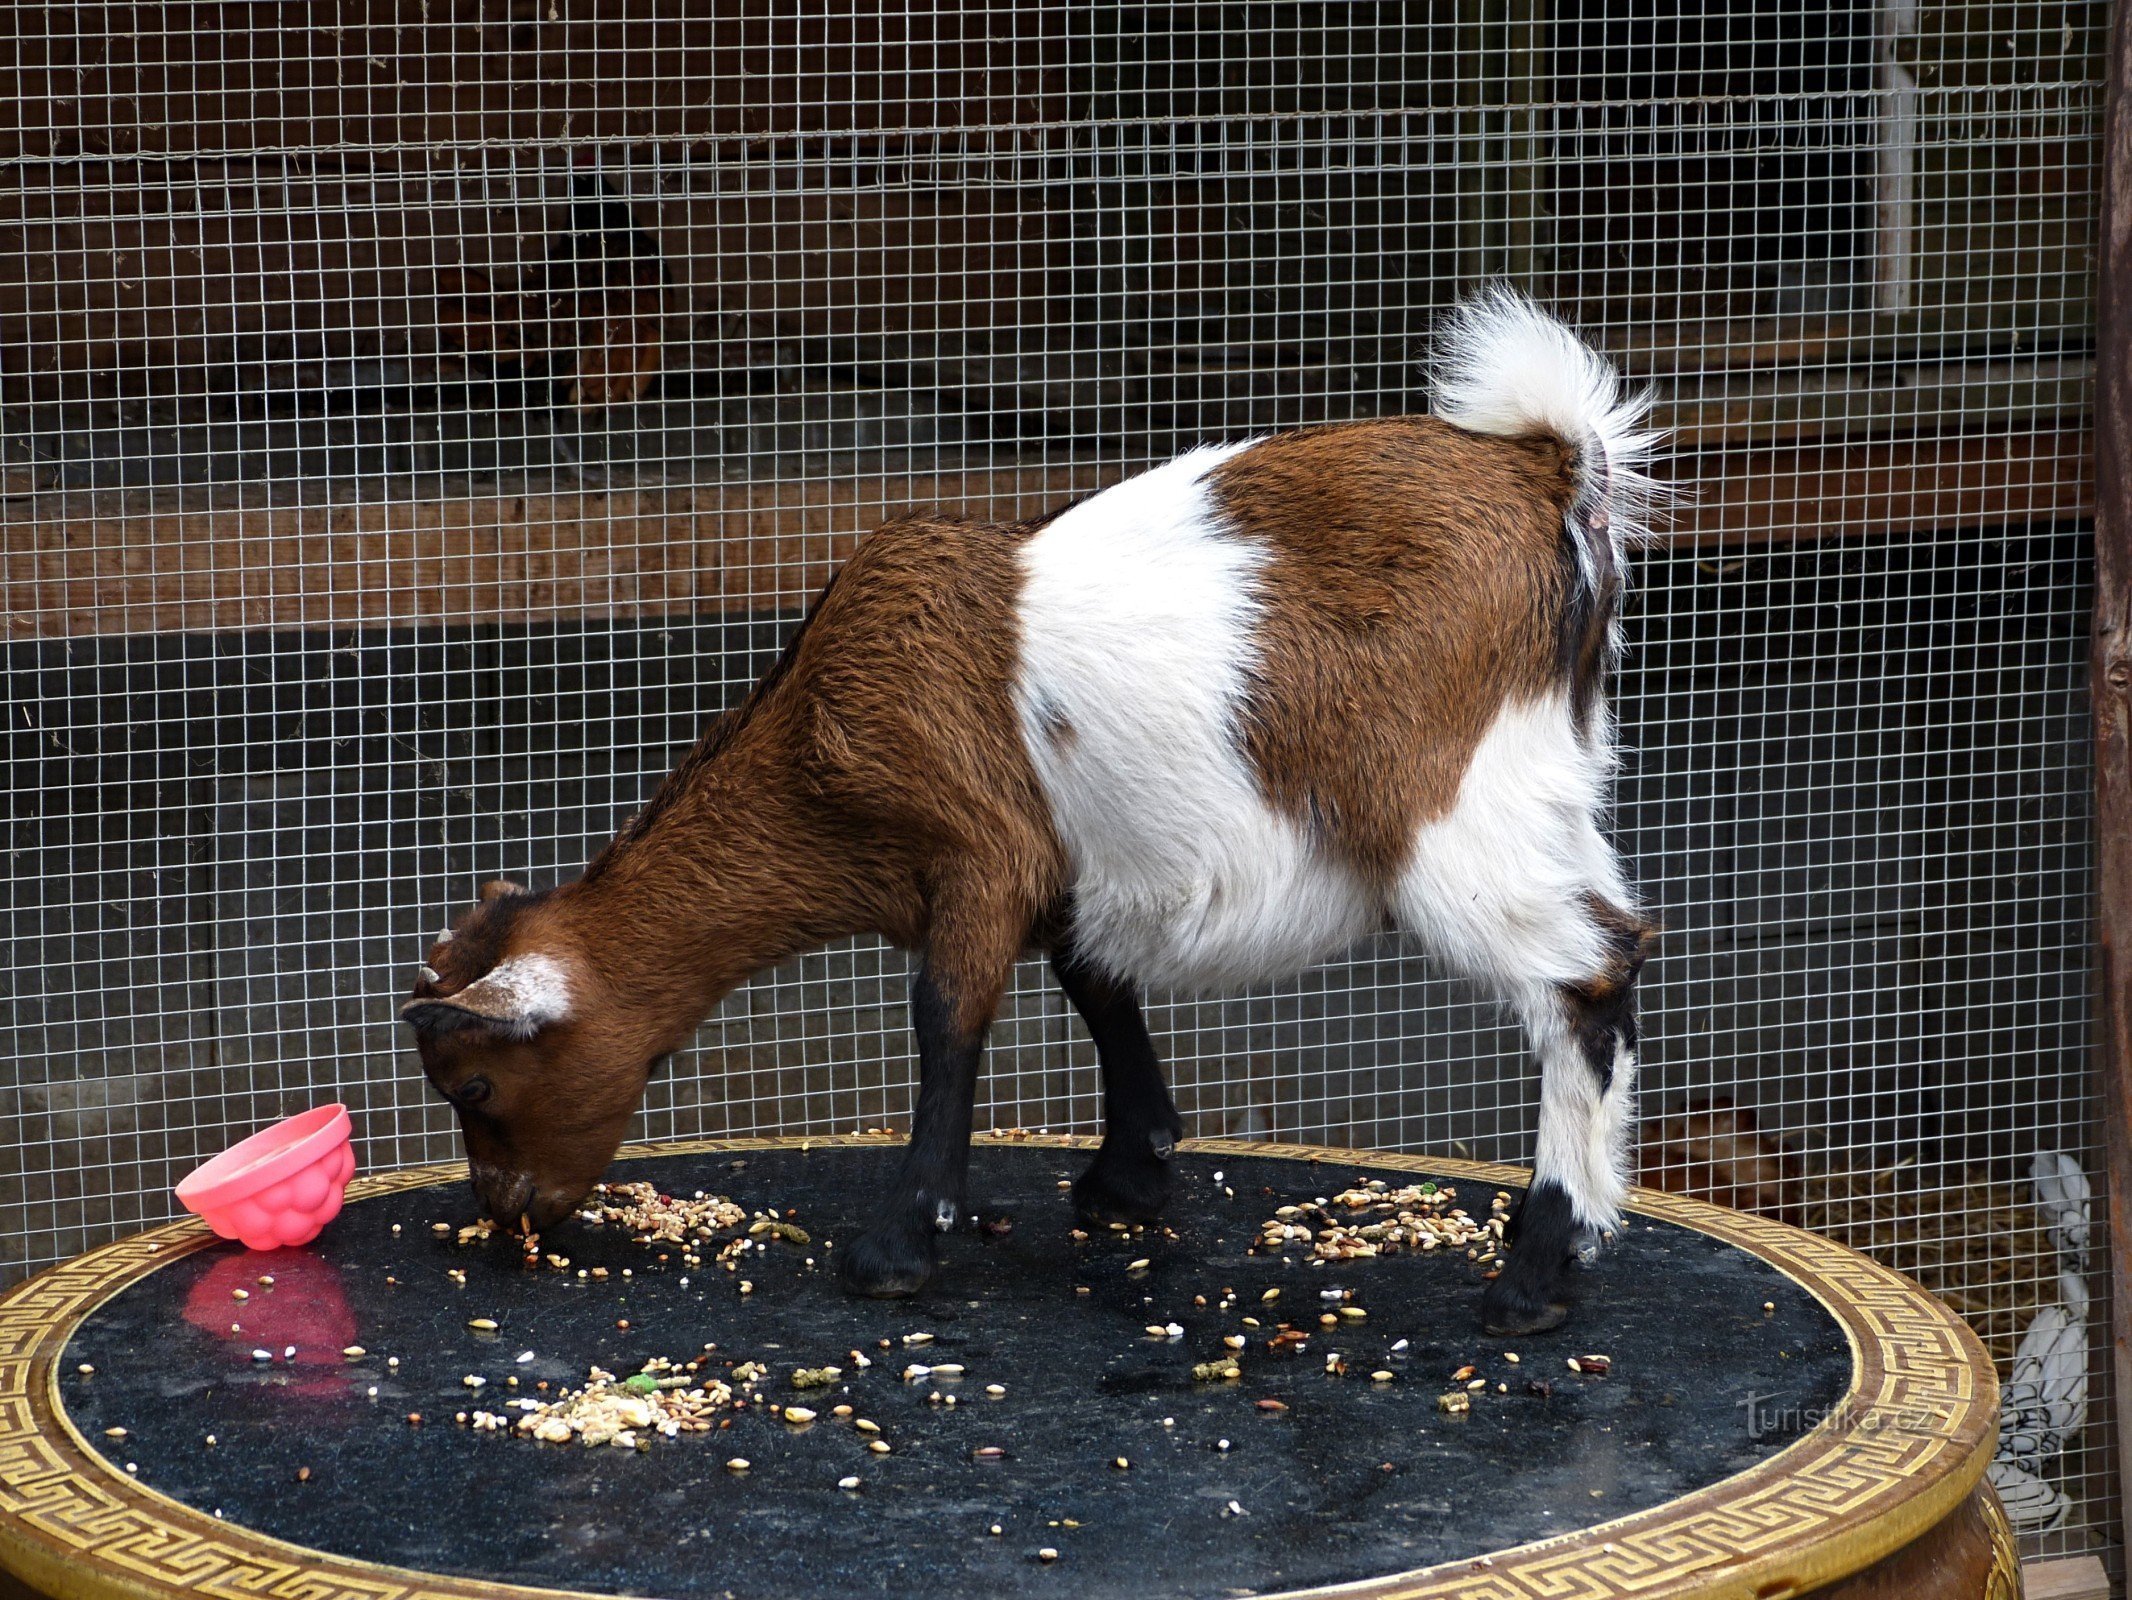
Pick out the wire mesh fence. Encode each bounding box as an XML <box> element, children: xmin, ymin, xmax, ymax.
<box><xmin>0</xmin><ymin>0</ymin><xmax>2110</xmax><ymax>1574</ymax></box>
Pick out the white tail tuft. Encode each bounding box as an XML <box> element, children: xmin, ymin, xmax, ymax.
<box><xmin>1428</xmin><ymin>284</ymin><xmax>1664</xmax><ymax>562</ymax></box>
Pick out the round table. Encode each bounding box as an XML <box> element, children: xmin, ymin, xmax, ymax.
<box><xmin>0</xmin><ymin>1136</ymin><xmax>2012</xmax><ymax>1600</ymax></box>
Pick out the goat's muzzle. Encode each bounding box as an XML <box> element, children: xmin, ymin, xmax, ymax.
<box><xmin>469</xmin><ymin>1166</ymin><xmax>577</xmax><ymax>1234</ymax></box>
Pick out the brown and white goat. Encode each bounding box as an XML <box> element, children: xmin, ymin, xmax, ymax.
<box><xmin>402</xmin><ymin>287</ymin><xmax>1661</xmax><ymax>1334</ymax></box>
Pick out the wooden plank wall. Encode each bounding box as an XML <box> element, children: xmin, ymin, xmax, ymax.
<box><xmin>0</xmin><ymin>3</ymin><xmax>2103</xmax><ymax>636</ymax></box>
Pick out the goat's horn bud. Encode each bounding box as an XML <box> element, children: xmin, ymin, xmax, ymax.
<box><xmin>435</xmin><ymin>927</ymin><xmax>454</xmax><ymax>945</ymax></box>
<box><xmin>417</xmin><ymin>964</ymin><xmax>443</xmax><ymax>985</ymax></box>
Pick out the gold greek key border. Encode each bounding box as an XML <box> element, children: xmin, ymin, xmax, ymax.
<box><xmin>0</xmin><ymin>1134</ymin><xmax>1998</xmax><ymax>1600</ymax></box>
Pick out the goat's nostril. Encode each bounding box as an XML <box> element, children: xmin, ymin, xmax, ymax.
<box><xmin>472</xmin><ymin>1169</ymin><xmax>537</xmax><ymax>1228</ymax></box>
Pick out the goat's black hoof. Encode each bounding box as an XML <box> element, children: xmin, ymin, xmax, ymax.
<box><xmin>838</xmin><ymin>1221</ymin><xmax>938</xmax><ymax>1299</ymax></box>
<box><xmin>1480</xmin><ymin>1274</ymin><xmax>1573</xmax><ymax>1335</ymax></box>
<box><xmin>1073</xmin><ymin>1144</ymin><xmax>1174</xmax><ymax>1223</ymax></box>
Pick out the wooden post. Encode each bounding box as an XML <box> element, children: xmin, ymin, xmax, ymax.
<box><xmin>2088</xmin><ymin>0</ymin><xmax>2132</xmax><ymax>1562</ymax></box>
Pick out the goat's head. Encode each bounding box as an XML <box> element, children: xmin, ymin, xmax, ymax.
<box><xmin>399</xmin><ymin>880</ymin><xmax>661</xmax><ymax>1232</ymax></box>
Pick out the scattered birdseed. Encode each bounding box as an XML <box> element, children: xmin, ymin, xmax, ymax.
<box><xmin>1113</xmin><ymin>1456</ymin><xmax>1129</xmax><ymax>1469</ymax></box>
<box><xmin>342</xmin><ymin>1346</ymin><xmax>366</xmax><ymax>1359</ymax></box>
<box><xmin>783</xmin><ymin>1407</ymin><xmax>817</xmax><ymax>1424</ymax></box>
<box><xmin>1192</xmin><ymin>1362</ymin><xmax>1242</xmax><ymax>1382</ymax></box>
<box><xmin>297</xmin><ymin>1467</ymin><xmax>311</xmax><ymax>1482</ymax></box>
<box><xmin>250</xmin><ymin>1349</ymin><xmax>272</xmax><ymax>1362</ymax></box>
<box><xmin>1568</xmin><ymin>1354</ymin><xmax>1612</xmax><ymax>1375</ymax></box>
<box><xmin>840</xmin><ymin>1476</ymin><xmax>861</xmax><ymax>1490</ymax></box>
<box><xmin>1127</xmin><ymin>1258</ymin><xmax>1150</xmax><ymax>1272</ymax></box>
<box><xmin>1370</xmin><ymin>1370</ymin><xmax>1395</xmax><ymax>1382</ymax></box>
<box><xmin>1763</xmin><ymin>1302</ymin><xmax>1776</xmax><ymax>1314</ymax></box>
<box><xmin>231</xmin><ymin>1289</ymin><xmax>248</xmax><ymax>1301</ymax></box>
<box><xmin>985</xmin><ymin>1384</ymin><xmax>1006</xmax><ymax>1397</ymax></box>
<box><xmin>1037</xmin><ymin>1548</ymin><xmax>1059</xmax><ymax>1563</ymax></box>
<box><xmin>1503</xmin><ymin>1351</ymin><xmax>1519</xmax><ymax>1364</ymax></box>
<box><xmin>726</xmin><ymin>1457</ymin><xmax>751</xmax><ymax>1472</ymax></box>
<box><xmin>1437</xmin><ymin>1392</ymin><xmax>1471</xmax><ymax>1415</ymax></box>
<box><xmin>468</xmin><ymin>1318</ymin><xmax>498</xmax><ymax>1331</ymax></box>
<box><xmin>1255</xmin><ymin>1398</ymin><xmax>1288</xmax><ymax>1413</ymax></box>
<box><xmin>103</xmin><ymin>1426</ymin><xmax>127</xmax><ymax>1439</ymax></box>
<box><xmin>869</xmin><ymin>1439</ymin><xmax>892</xmax><ymax>1454</ymax></box>
<box><xmin>76</xmin><ymin>1363</ymin><xmax>93</xmax><ymax>1376</ymax></box>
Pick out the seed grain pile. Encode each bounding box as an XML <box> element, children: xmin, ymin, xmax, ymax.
<box><xmin>1254</xmin><ymin>1179</ymin><xmax>1510</xmax><ymax>1266</ymax></box>
<box><xmin>504</xmin><ymin>1358</ymin><xmax>736</xmax><ymax>1448</ymax></box>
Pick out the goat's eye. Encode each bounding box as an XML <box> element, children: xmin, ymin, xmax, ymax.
<box><xmin>455</xmin><ymin>1076</ymin><xmax>492</xmax><ymax>1107</ymax></box>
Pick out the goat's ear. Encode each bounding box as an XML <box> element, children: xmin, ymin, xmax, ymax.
<box><xmin>399</xmin><ymin>953</ymin><xmax>573</xmax><ymax>1042</ymax></box>
<box><xmin>479</xmin><ymin>879</ymin><xmax>527</xmax><ymax>903</ymax></box>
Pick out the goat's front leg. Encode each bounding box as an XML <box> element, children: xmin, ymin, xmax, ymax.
<box><xmin>840</xmin><ymin>927</ymin><xmax>1010</xmax><ymax>1299</ymax></box>
<box><xmin>1052</xmin><ymin>947</ymin><xmax>1185</xmax><ymax>1223</ymax></box>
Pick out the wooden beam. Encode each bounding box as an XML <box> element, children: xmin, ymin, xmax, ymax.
<box><xmin>0</xmin><ymin>432</ymin><xmax>2094</xmax><ymax>638</ymax></box>
<box><xmin>1668</xmin><ymin>429</ymin><xmax>2094</xmax><ymax>546</ymax></box>
<box><xmin>2021</xmin><ymin>1556</ymin><xmax>2112</xmax><ymax>1600</ymax></box>
<box><xmin>2087</xmin><ymin>0</ymin><xmax>2132</xmax><ymax>1567</ymax></box>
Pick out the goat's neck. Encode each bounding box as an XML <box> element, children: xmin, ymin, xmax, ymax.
<box><xmin>559</xmin><ymin>743</ymin><xmax>869</xmax><ymax>1035</ymax></box>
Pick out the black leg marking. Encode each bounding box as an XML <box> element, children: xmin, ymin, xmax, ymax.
<box><xmin>839</xmin><ymin>967</ymin><xmax>986</xmax><ymax>1299</ymax></box>
<box><xmin>1478</xmin><ymin>1179</ymin><xmax>1581</xmax><ymax>1335</ymax></box>
<box><xmin>1052</xmin><ymin>947</ymin><xmax>1185</xmax><ymax>1224</ymax></box>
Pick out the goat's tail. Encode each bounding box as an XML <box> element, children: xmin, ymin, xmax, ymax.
<box><xmin>1428</xmin><ymin>285</ymin><xmax>1664</xmax><ymax>721</ymax></box>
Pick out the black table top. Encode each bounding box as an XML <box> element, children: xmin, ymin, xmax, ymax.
<box><xmin>52</xmin><ymin>1141</ymin><xmax>1852</xmax><ymax>1600</ymax></box>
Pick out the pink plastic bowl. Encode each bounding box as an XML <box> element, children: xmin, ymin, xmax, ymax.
<box><xmin>175</xmin><ymin>1104</ymin><xmax>356</xmax><ymax>1251</ymax></box>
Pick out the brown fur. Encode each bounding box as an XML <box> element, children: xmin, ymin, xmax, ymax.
<box><xmin>405</xmin><ymin>512</ymin><xmax>1068</xmax><ymax>1224</ymax></box>
<box><xmin>1213</xmin><ymin>418</ymin><xmax>1582</xmax><ymax>886</ymax></box>
<box><xmin>1639</xmin><ymin>1099</ymin><xmax>1805</xmax><ymax>1227</ymax></box>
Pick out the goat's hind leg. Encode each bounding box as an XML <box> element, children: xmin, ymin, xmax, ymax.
<box><xmin>1479</xmin><ymin>901</ymin><xmax>1652</xmax><ymax>1335</ymax></box>
<box><xmin>1393</xmin><ymin>708</ymin><xmax>1653</xmax><ymax>1335</ymax></box>
<box><xmin>1052</xmin><ymin>947</ymin><xmax>1185</xmax><ymax>1222</ymax></box>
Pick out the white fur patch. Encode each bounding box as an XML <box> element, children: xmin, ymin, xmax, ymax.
<box><xmin>1394</xmin><ymin>692</ymin><xmax>1637</xmax><ymax>1232</ymax></box>
<box><xmin>456</xmin><ymin>953</ymin><xmax>574</xmax><ymax>1040</ymax></box>
<box><xmin>1428</xmin><ymin>285</ymin><xmax>1662</xmax><ymax>566</ymax></box>
<box><xmin>1393</xmin><ymin>692</ymin><xmax>1624</xmax><ymax>988</ymax></box>
<box><xmin>1014</xmin><ymin>442</ymin><xmax>1381</xmax><ymax>992</ymax></box>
